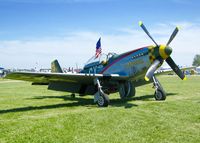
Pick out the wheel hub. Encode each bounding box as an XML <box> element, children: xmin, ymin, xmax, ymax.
<box><xmin>156</xmin><ymin>91</ymin><xmax>162</xmax><ymax>100</ymax></box>
<box><xmin>98</xmin><ymin>96</ymin><xmax>104</xmax><ymax>106</ymax></box>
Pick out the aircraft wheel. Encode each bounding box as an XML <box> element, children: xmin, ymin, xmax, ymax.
<box><xmin>154</xmin><ymin>89</ymin><xmax>166</xmax><ymax>100</ymax></box>
<box><xmin>71</xmin><ymin>93</ymin><xmax>75</xmax><ymax>98</ymax></box>
<box><xmin>97</xmin><ymin>93</ymin><xmax>109</xmax><ymax>107</ymax></box>
<box><xmin>119</xmin><ymin>81</ymin><xmax>135</xmax><ymax>99</ymax></box>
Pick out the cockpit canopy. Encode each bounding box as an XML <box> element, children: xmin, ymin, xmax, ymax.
<box><xmin>83</xmin><ymin>53</ymin><xmax>118</xmax><ymax>70</ymax></box>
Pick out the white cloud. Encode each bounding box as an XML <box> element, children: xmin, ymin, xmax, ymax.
<box><xmin>0</xmin><ymin>21</ymin><xmax>199</xmax><ymax>69</ymax></box>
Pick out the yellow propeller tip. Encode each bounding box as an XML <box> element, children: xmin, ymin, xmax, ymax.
<box><xmin>176</xmin><ymin>26</ymin><xmax>181</xmax><ymax>30</ymax></box>
<box><xmin>145</xmin><ymin>76</ymin><xmax>149</xmax><ymax>81</ymax></box>
<box><xmin>139</xmin><ymin>21</ymin><xmax>143</xmax><ymax>26</ymax></box>
<box><xmin>183</xmin><ymin>77</ymin><xmax>187</xmax><ymax>80</ymax></box>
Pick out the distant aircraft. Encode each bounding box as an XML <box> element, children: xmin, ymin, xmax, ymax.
<box><xmin>156</xmin><ymin>66</ymin><xmax>195</xmax><ymax>75</ymax></box>
<box><xmin>6</xmin><ymin>22</ymin><xmax>187</xmax><ymax>107</ymax></box>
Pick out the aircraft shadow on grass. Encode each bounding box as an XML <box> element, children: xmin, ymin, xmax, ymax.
<box><xmin>0</xmin><ymin>93</ymin><xmax>177</xmax><ymax>114</ymax></box>
<box><xmin>132</xmin><ymin>93</ymin><xmax>177</xmax><ymax>101</ymax></box>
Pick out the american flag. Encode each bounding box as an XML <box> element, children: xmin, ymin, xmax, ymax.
<box><xmin>95</xmin><ymin>38</ymin><xmax>102</xmax><ymax>58</ymax></box>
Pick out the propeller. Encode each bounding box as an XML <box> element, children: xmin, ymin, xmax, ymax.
<box><xmin>139</xmin><ymin>21</ymin><xmax>186</xmax><ymax>81</ymax></box>
<box><xmin>139</xmin><ymin>21</ymin><xmax>158</xmax><ymax>47</ymax></box>
<box><xmin>166</xmin><ymin>26</ymin><xmax>179</xmax><ymax>46</ymax></box>
<box><xmin>165</xmin><ymin>57</ymin><xmax>186</xmax><ymax>80</ymax></box>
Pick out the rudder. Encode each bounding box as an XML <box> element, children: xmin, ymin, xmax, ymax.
<box><xmin>51</xmin><ymin>59</ymin><xmax>63</xmax><ymax>73</ymax></box>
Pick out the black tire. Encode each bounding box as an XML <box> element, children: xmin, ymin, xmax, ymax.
<box><xmin>119</xmin><ymin>81</ymin><xmax>135</xmax><ymax>99</ymax></box>
<box><xmin>71</xmin><ymin>93</ymin><xmax>75</xmax><ymax>98</ymax></box>
<box><xmin>97</xmin><ymin>93</ymin><xmax>109</xmax><ymax>107</ymax></box>
<box><xmin>154</xmin><ymin>89</ymin><xmax>166</xmax><ymax>100</ymax></box>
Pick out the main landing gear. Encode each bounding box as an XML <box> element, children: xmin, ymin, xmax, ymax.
<box><xmin>94</xmin><ymin>78</ymin><xmax>110</xmax><ymax>107</ymax></box>
<box><xmin>152</xmin><ymin>76</ymin><xmax>166</xmax><ymax>100</ymax></box>
<box><xmin>119</xmin><ymin>81</ymin><xmax>135</xmax><ymax>99</ymax></box>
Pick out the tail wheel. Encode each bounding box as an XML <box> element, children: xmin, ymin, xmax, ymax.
<box><xmin>71</xmin><ymin>93</ymin><xmax>75</xmax><ymax>98</ymax></box>
<box><xmin>154</xmin><ymin>89</ymin><xmax>166</xmax><ymax>100</ymax></box>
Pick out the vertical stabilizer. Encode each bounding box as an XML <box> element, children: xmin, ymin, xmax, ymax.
<box><xmin>51</xmin><ymin>59</ymin><xmax>63</xmax><ymax>73</ymax></box>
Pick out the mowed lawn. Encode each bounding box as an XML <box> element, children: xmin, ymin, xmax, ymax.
<box><xmin>0</xmin><ymin>76</ymin><xmax>199</xmax><ymax>143</ymax></box>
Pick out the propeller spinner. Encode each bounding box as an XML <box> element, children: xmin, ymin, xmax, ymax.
<box><xmin>138</xmin><ymin>21</ymin><xmax>186</xmax><ymax>81</ymax></box>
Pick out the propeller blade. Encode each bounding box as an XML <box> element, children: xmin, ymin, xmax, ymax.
<box><xmin>165</xmin><ymin>56</ymin><xmax>186</xmax><ymax>80</ymax></box>
<box><xmin>166</xmin><ymin>26</ymin><xmax>179</xmax><ymax>46</ymax></box>
<box><xmin>145</xmin><ymin>59</ymin><xmax>161</xmax><ymax>81</ymax></box>
<box><xmin>139</xmin><ymin>21</ymin><xmax>158</xmax><ymax>46</ymax></box>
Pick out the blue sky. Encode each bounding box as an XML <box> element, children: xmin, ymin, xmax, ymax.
<box><xmin>0</xmin><ymin>0</ymin><xmax>200</xmax><ymax>68</ymax></box>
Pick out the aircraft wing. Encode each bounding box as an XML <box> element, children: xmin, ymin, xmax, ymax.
<box><xmin>155</xmin><ymin>66</ymin><xmax>196</xmax><ymax>76</ymax></box>
<box><xmin>5</xmin><ymin>72</ymin><xmax>128</xmax><ymax>84</ymax></box>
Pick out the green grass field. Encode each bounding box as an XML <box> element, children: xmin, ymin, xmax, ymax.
<box><xmin>0</xmin><ymin>76</ymin><xmax>199</xmax><ymax>143</ymax></box>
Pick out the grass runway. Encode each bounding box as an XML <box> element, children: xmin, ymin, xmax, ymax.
<box><xmin>0</xmin><ymin>76</ymin><xmax>199</xmax><ymax>143</ymax></box>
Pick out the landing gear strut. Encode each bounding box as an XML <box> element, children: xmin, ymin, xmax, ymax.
<box><xmin>152</xmin><ymin>76</ymin><xmax>166</xmax><ymax>100</ymax></box>
<box><xmin>94</xmin><ymin>78</ymin><xmax>109</xmax><ymax>107</ymax></box>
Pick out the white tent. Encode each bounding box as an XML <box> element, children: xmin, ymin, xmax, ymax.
<box><xmin>0</xmin><ymin>67</ymin><xmax>4</xmax><ymax>73</ymax></box>
<box><xmin>196</xmin><ymin>66</ymin><xmax>200</xmax><ymax>73</ymax></box>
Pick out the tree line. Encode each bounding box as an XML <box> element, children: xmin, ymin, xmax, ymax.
<box><xmin>193</xmin><ymin>54</ymin><xmax>200</xmax><ymax>67</ymax></box>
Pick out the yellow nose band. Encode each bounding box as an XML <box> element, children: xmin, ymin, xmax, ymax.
<box><xmin>159</xmin><ymin>45</ymin><xmax>168</xmax><ymax>59</ymax></box>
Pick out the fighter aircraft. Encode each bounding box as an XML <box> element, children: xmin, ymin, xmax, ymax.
<box><xmin>6</xmin><ymin>21</ymin><xmax>186</xmax><ymax>107</ymax></box>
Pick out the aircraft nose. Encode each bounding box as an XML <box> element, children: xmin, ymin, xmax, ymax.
<box><xmin>165</xmin><ymin>46</ymin><xmax>172</xmax><ymax>56</ymax></box>
<box><xmin>159</xmin><ymin>45</ymin><xmax>172</xmax><ymax>59</ymax></box>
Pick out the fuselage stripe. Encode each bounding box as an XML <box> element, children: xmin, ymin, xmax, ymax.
<box><xmin>100</xmin><ymin>47</ymin><xmax>144</xmax><ymax>74</ymax></box>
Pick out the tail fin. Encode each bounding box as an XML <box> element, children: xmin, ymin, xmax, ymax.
<box><xmin>51</xmin><ymin>59</ymin><xmax>63</xmax><ymax>73</ymax></box>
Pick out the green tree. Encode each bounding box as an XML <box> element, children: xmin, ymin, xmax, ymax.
<box><xmin>192</xmin><ymin>54</ymin><xmax>200</xmax><ymax>66</ymax></box>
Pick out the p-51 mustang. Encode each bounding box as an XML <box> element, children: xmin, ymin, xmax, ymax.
<box><xmin>6</xmin><ymin>22</ymin><xmax>186</xmax><ymax>107</ymax></box>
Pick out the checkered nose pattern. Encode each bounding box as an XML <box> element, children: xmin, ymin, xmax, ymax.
<box><xmin>148</xmin><ymin>45</ymin><xmax>172</xmax><ymax>63</ymax></box>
